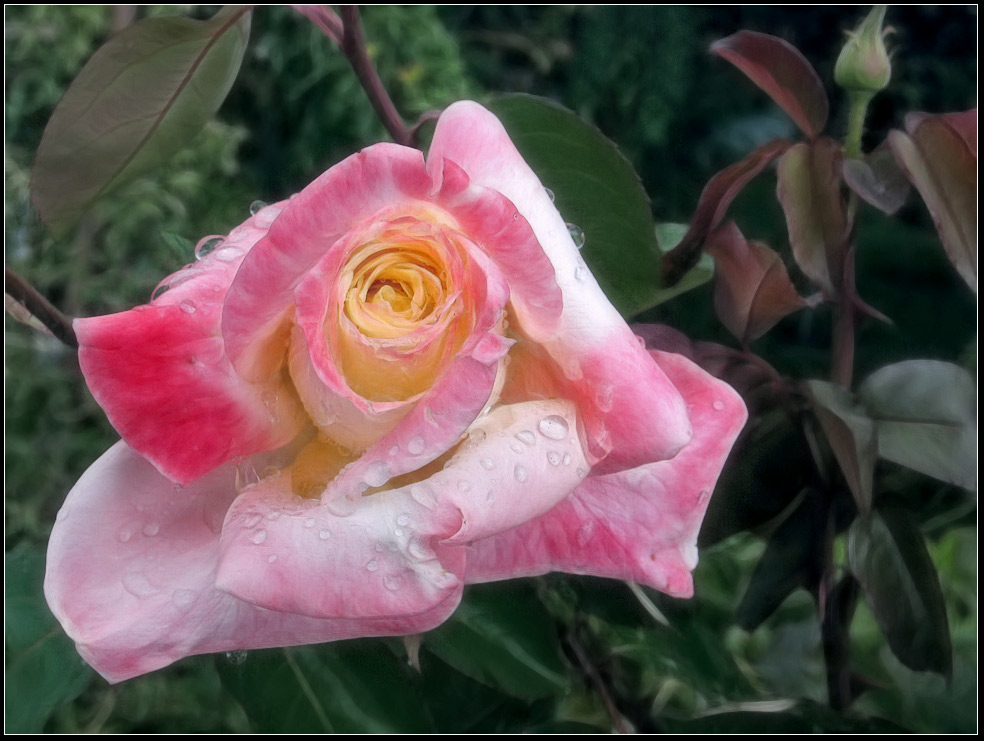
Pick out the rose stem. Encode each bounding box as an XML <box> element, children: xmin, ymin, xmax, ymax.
<box><xmin>339</xmin><ymin>5</ymin><xmax>413</xmax><ymax>147</ymax></box>
<box><xmin>567</xmin><ymin>626</ymin><xmax>635</xmax><ymax>734</ymax></box>
<box><xmin>5</xmin><ymin>267</ymin><xmax>78</xmax><ymax>348</ymax></box>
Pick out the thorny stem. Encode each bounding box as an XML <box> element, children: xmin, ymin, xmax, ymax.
<box><xmin>339</xmin><ymin>6</ymin><xmax>413</xmax><ymax>147</ymax></box>
<box><xmin>5</xmin><ymin>267</ymin><xmax>78</xmax><ymax>348</ymax></box>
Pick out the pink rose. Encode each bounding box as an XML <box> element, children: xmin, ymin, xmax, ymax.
<box><xmin>45</xmin><ymin>101</ymin><xmax>747</xmax><ymax>683</ymax></box>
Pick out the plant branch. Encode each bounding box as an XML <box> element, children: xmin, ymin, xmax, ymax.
<box><xmin>567</xmin><ymin>626</ymin><xmax>635</xmax><ymax>734</ymax></box>
<box><xmin>5</xmin><ymin>267</ymin><xmax>78</xmax><ymax>348</ymax></box>
<box><xmin>339</xmin><ymin>5</ymin><xmax>412</xmax><ymax>146</ymax></box>
<box><xmin>291</xmin><ymin>4</ymin><xmax>343</xmax><ymax>45</ymax></box>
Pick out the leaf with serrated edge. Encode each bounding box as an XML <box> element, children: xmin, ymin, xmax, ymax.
<box><xmin>859</xmin><ymin>360</ymin><xmax>976</xmax><ymax>491</ymax></box>
<box><xmin>807</xmin><ymin>380</ymin><xmax>876</xmax><ymax>513</ymax></box>
<box><xmin>31</xmin><ymin>7</ymin><xmax>251</xmax><ymax>231</ymax></box>
<box><xmin>848</xmin><ymin>510</ymin><xmax>952</xmax><ymax>678</ymax></box>
<box><xmin>711</xmin><ymin>30</ymin><xmax>828</xmax><ymax>138</ymax></box>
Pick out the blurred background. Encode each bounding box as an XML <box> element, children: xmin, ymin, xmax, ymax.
<box><xmin>5</xmin><ymin>5</ymin><xmax>976</xmax><ymax>733</ymax></box>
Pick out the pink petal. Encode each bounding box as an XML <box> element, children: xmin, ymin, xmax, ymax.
<box><xmin>429</xmin><ymin>101</ymin><xmax>693</xmax><ymax>471</ymax></box>
<box><xmin>44</xmin><ymin>442</ymin><xmax>463</xmax><ymax>683</ymax></box>
<box><xmin>75</xmin><ymin>211</ymin><xmax>306</xmax><ymax>485</ymax></box>
<box><xmin>463</xmin><ymin>351</ymin><xmax>747</xmax><ymax>598</ymax></box>
<box><xmin>217</xmin><ymin>399</ymin><xmax>588</xmax><ymax>616</ymax></box>
<box><xmin>222</xmin><ymin>144</ymin><xmax>434</xmax><ymax>383</ymax></box>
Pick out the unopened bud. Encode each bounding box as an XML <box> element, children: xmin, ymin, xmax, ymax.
<box><xmin>835</xmin><ymin>5</ymin><xmax>891</xmax><ymax>95</ymax></box>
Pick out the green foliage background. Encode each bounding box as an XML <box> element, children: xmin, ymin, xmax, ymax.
<box><xmin>5</xmin><ymin>5</ymin><xmax>976</xmax><ymax>733</ymax></box>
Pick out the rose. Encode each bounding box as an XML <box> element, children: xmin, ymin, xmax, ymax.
<box><xmin>44</xmin><ymin>101</ymin><xmax>746</xmax><ymax>683</ymax></box>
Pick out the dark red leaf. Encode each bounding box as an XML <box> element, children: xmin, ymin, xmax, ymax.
<box><xmin>705</xmin><ymin>221</ymin><xmax>810</xmax><ymax>343</ymax></box>
<box><xmin>842</xmin><ymin>144</ymin><xmax>910</xmax><ymax>215</ymax></box>
<box><xmin>711</xmin><ymin>30</ymin><xmax>829</xmax><ymax>138</ymax></box>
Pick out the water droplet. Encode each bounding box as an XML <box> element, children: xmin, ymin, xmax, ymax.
<box><xmin>178</xmin><ymin>299</ymin><xmax>196</xmax><ymax>314</ymax></box>
<box><xmin>122</xmin><ymin>572</ymin><xmax>156</xmax><ymax>598</ymax></box>
<box><xmin>389</xmin><ymin>444</ymin><xmax>400</xmax><ymax>456</ymax></box>
<box><xmin>538</xmin><ymin>415</ymin><xmax>569</xmax><ymax>440</ymax></box>
<box><xmin>469</xmin><ymin>428</ymin><xmax>487</xmax><ymax>444</ymax></box>
<box><xmin>544</xmin><ymin>187</ymin><xmax>555</xmax><ymax>202</ymax></box>
<box><xmin>576</xmin><ymin>467</ymin><xmax>585</xmax><ymax>477</ymax></box>
<box><xmin>512</xmin><ymin>212</ymin><xmax>519</xmax><ymax>221</ymax></box>
<box><xmin>394</xmin><ymin>527</ymin><xmax>405</xmax><ymax>538</ymax></box>
<box><xmin>574</xmin><ymin>266</ymin><xmax>588</xmax><ymax>282</ymax></box>
<box><xmin>636</xmin><ymin>334</ymin><xmax>647</xmax><ymax>349</ymax></box>
<box><xmin>319</xmin><ymin>529</ymin><xmax>331</xmax><ymax>540</ymax></box>
<box><xmin>116</xmin><ymin>527</ymin><xmax>132</xmax><ymax>543</ymax></box>
<box><xmin>563</xmin><ymin>453</ymin><xmax>572</xmax><ymax>466</ymax></box>
<box><xmin>383</xmin><ymin>573</ymin><xmax>405</xmax><ymax>591</ymax></box>
<box><xmin>397</xmin><ymin>513</ymin><xmax>411</xmax><ymax>526</ymax></box>
<box><xmin>142</xmin><ymin>522</ymin><xmax>160</xmax><ymax>537</ymax></box>
<box><xmin>226</xmin><ymin>650</ymin><xmax>248</xmax><ymax>665</ymax></box>
<box><xmin>515</xmin><ymin>430</ymin><xmax>536</xmax><ymax>446</ymax></box>
<box><xmin>266</xmin><ymin>509</ymin><xmax>282</xmax><ymax>520</ymax></box>
<box><xmin>698</xmin><ymin>489</ymin><xmax>711</xmax><ymax>505</ymax></box>
<box><xmin>249</xmin><ymin>199</ymin><xmax>268</xmax><ymax>215</ymax></box>
<box><xmin>514</xmin><ymin>464</ymin><xmax>529</xmax><ymax>483</ymax></box>
<box><xmin>712</xmin><ymin>399</ymin><xmax>725</xmax><ymax>411</ymax></box>
<box><xmin>566</xmin><ymin>222</ymin><xmax>586</xmax><ymax>249</ymax></box>
<box><xmin>480</xmin><ymin>457</ymin><xmax>496</xmax><ymax>470</ymax></box>
<box><xmin>151</xmin><ymin>282</ymin><xmax>170</xmax><ymax>301</ymax></box>
<box><xmin>509</xmin><ymin>442</ymin><xmax>523</xmax><ymax>454</ymax></box>
<box><xmin>457</xmin><ymin>480</ymin><xmax>472</xmax><ymax>493</ymax></box>
<box><xmin>172</xmin><ymin>588</ymin><xmax>196</xmax><ymax>611</ymax></box>
<box><xmin>267</xmin><ymin>554</ymin><xmax>278</xmax><ymax>564</ymax></box>
<box><xmin>407</xmin><ymin>435</ymin><xmax>426</xmax><ymax>455</ymax></box>
<box><xmin>244</xmin><ymin>513</ymin><xmax>262</xmax><ymax>528</ymax></box>
<box><xmin>547</xmin><ymin>450</ymin><xmax>562</xmax><ymax>466</ymax></box>
<box><xmin>252</xmin><ymin>529</ymin><xmax>267</xmax><ymax>545</ymax></box>
<box><xmin>366</xmin><ymin>559</ymin><xmax>379</xmax><ymax>572</ymax></box>
<box><xmin>410</xmin><ymin>484</ymin><xmax>437</xmax><ymax>509</ymax></box>
<box><xmin>364</xmin><ymin>460</ymin><xmax>390</xmax><ymax>488</ymax></box>
<box><xmin>194</xmin><ymin>236</ymin><xmax>223</xmax><ymax>260</ymax></box>
<box><xmin>213</xmin><ymin>246</ymin><xmax>243</xmax><ymax>262</ymax></box>
<box><xmin>304</xmin><ymin>518</ymin><xmax>316</xmax><ymax>528</ymax></box>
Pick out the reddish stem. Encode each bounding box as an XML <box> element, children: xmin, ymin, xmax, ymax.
<box><xmin>5</xmin><ymin>267</ymin><xmax>78</xmax><ymax>348</ymax></box>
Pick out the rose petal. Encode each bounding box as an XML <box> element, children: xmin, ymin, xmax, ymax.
<box><xmin>429</xmin><ymin>101</ymin><xmax>693</xmax><ymax>471</ymax></box>
<box><xmin>75</xmin><ymin>211</ymin><xmax>306</xmax><ymax>485</ymax></box>
<box><xmin>44</xmin><ymin>442</ymin><xmax>463</xmax><ymax>683</ymax></box>
<box><xmin>463</xmin><ymin>351</ymin><xmax>747</xmax><ymax>597</ymax></box>
<box><xmin>222</xmin><ymin>144</ymin><xmax>434</xmax><ymax>383</ymax></box>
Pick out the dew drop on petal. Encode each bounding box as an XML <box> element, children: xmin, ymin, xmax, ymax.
<box><xmin>408</xmin><ymin>539</ymin><xmax>430</xmax><ymax>561</ymax></box>
<box><xmin>249</xmin><ymin>199</ymin><xmax>268</xmax><ymax>215</ymax></box>
<box><xmin>244</xmin><ymin>513</ymin><xmax>262</xmax><ymax>528</ymax></box>
<box><xmin>547</xmin><ymin>450</ymin><xmax>562</xmax><ymax>466</ymax></box>
<box><xmin>389</xmin><ymin>445</ymin><xmax>400</xmax><ymax>456</ymax></box>
<box><xmin>574</xmin><ymin>266</ymin><xmax>588</xmax><ymax>282</ymax></box>
<box><xmin>712</xmin><ymin>399</ymin><xmax>725</xmax><ymax>411</ymax></box>
<box><xmin>514</xmin><ymin>464</ymin><xmax>529</xmax><ymax>483</ymax></box>
<box><xmin>304</xmin><ymin>518</ymin><xmax>316</xmax><ymax>528</ymax></box>
<box><xmin>252</xmin><ymin>529</ymin><xmax>267</xmax><ymax>545</ymax></box>
<box><xmin>213</xmin><ymin>246</ymin><xmax>243</xmax><ymax>262</ymax></box>
<box><xmin>469</xmin><ymin>428</ymin><xmax>487</xmax><ymax>444</ymax></box>
<box><xmin>457</xmin><ymin>480</ymin><xmax>471</xmax><ymax>493</ymax></box>
<box><xmin>226</xmin><ymin>650</ymin><xmax>248</xmax><ymax>665</ymax></box>
<box><xmin>267</xmin><ymin>554</ymin><xmax>278</xmax><ymax>564</ymax></box>
<box><xmin>366</xmin><ymin>559</ymin><xmax>379</xmax><ymax>572</ymax></box>
<box><xmin>178</xmin><ymin>300</ymin><xmax>196</xmax><ymax>314</ymax></box>
<box><xmin>122</xmin><ymin>572</ymin><xmax>156</xmax><ymax>598</ymax></box>
<box><xmin>515</xmin><ymin>430</ymin><xmax>536</xmax><ymax>446</ymax></box>
<box><xmin>364</xmin><ymin>460</ymin><xmax>391</xmax><ymax>488</ymax></box>
<box><xmin>116</xmin><ymin>527</ymin><xmax>132</xmax><ymax>543</ymax></box>
<box><xmin>544</xmin><ymin>187</ymin><xmax>555</xmax><ymax>202</ymax></box>
<box><xmin>480</xmin><ymin>457</ymin><xmax>496</xmax><ymax>470</ymax></box>
<box><xmin>509</xmin><ymin>442</ymin><xmax>524</xmax><ymax>454</ymax></box>
<box><xmin>319</xmin><ymin>529</ymin><xmax>331</xmax><ymax>540</ymax></box>
<box><xmin>407</xmin><ymin>435</ymin><xmax>426</xmax><ymax>455</ymax></box>
<box><xmin>394</xmin><ymin>527</ymin><xmax>405</xmax><ymax>538</ymax></box>
<box><xmin>142</xmin><ymin>522</ymin><xmax>160</xmax><ymax>537</ymax></box>
<box><xmin>194</xmin><ymin>236</ymin><xmax>223</xmax><ymax>260</ymax></box>
<box><xmin>151</xmin><ymin>282</ymin><xmax>170</xmax><ymax>301</ymax></box>
<box><xmin>538</xmin><ymin>415</ymin><xmax>569</xmax><ymax>440</ymax></box>
<box><xmin>563</xmin><ymin>453</ymin><xmax>572</xmax><ymax>466</ymax></box>
<box><xmin>566</xmin><ymin>222</ymin><xmax>586</xmax><ymax>249</ymax></box>
<box><xmin>383</xmin><ymin>573</ymin><xmax>405</xmax><ymax>591</ymax></box>
<box><xmin>397</xmin><ymin>513</ymin><xmax>411</xmax><ymax>526</ymax></box>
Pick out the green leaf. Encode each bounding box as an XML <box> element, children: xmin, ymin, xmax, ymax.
<box><xmin>652</xmin><ymin>222</ymin><xmax>714</xmax><ymax>305</ymax></box>
<box><xmin>216</xmin><ymin>641</ymin><xmax>432</xmax><ymax>733</ymax></box>
<box><xmin>847</xmin><ymin>509</ymin><xmax>952</xmax><ymax>678</ymax></box>
<box><xmin>737</xmin><ymin>490</ymin><xmax>826</xmax><ymax>630</ymax></box>
<box><xmin>426</xmin><ymin>582</ymin><xmax>570</xmax><ymax>699</ymax></box>
<box><xmin>31</xmin><ymin>6</ymin><xmax>252</xmax><ymax>232</ymax></box>
<box><xmin>488</xmin><ymin>94</ymin><xmax>661</xmax><ymax>317</ymax></box>
<box><xmin>5</xmin><ymin>543</ymin><xmax>93</xmax><ymax>732</ymax></box>
<box><xmin>859</xmin><ymin>360</ymin><xmax>976</xmax><ymax>491</ymax></box>
<box><xmin>711</xmin><ymin>30</ymin><xmax>829</xmax><ymax>139</ymax></box>
<box><xmin>807</xmin><ymin>380</ymin><xmax>876</xmax><ymax>513</ymax></box>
